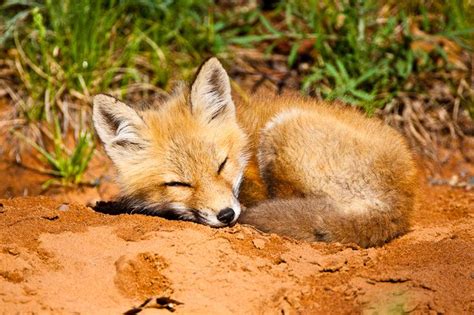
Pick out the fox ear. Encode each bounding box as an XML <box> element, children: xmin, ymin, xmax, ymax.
<box><xmin>190</xmin><ymin>57</ymin><xmax>235</xmax><ymax>122</ymax></box>
<box><xmin>92</xmin><ymin>94</ymin><xmax>146</xmax><ymax>151</ymax></box>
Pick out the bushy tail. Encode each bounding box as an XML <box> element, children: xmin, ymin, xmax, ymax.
<box><xmin>238</xmin><ymin>197</ymin><xmax>411</xmax><ymax>248</ymax></box>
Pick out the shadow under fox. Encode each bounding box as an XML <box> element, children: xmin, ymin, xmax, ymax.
<box><xmin>93</xmin><ymin>58</ymin><xmax>418</xmax><ymax>248</ymax></box>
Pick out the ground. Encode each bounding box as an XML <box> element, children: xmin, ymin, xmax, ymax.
<box><xmin>0</xmin><ymin>146</ymin><xmax>473</xmax><ymax>314</ymax></box>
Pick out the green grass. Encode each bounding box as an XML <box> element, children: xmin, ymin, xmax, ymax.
<box><xmin>15</xmin><ymin>117</ymin><xmax>95</xmax><ymax>189</ymax></box>
<box><xmin>2</xmin><ymin>0</ymin><xmax>235</xmax><ymax>122</ymax></box>
<box><xmin>233</xmin><ymin>0</ymin><xmax>473</xmax><ymax>114</ymax></box>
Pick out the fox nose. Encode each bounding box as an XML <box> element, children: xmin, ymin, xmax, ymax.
<box><xmin>217</xmin><ymin>208</ymin><xmax>235</xmax><ymax>224</ymax></box>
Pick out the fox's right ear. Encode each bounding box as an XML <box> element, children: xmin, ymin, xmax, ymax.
<box><xmin>92</xmin><ymin>94</ymin><xmax>146</xmax><ymax>152</ymax></box>
<box><xmin>190</xmin><ymin>57</ymin><xmax>235</xmax><ymax>123</ymax></box>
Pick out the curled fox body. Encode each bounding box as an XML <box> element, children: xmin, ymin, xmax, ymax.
<box><xmin>93</xmin><ymin>58</ymin><xmax>418</xmax><ymax>247</ymax></box>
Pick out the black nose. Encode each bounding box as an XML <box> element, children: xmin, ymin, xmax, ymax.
<box><xmin>217</xmin><ymin>208</ymin><xmax>235</xmax><ymax>224</ymax></box>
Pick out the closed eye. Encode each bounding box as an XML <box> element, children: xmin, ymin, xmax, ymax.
<box><xmin>163</xmin><ymin>181</ymin><xmax>192</xmax><ymax>188</ymax></box>
<box><xmin>218</xmin><ymin>157</ymin><xmax>228</xmax><ymax>175</ymax></box>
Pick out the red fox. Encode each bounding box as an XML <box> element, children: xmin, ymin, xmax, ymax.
<box><xmin>93</xmin><ymin>58</ymin><xmax>418</xmax><ymax>247</ymax></box>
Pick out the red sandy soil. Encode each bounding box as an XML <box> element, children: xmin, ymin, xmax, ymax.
<box><xmin>1</xmin><ymin>151</ymin><xmax>473</xmax><ymax>314</ymax></box>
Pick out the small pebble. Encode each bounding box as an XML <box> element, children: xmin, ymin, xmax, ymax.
<box><xmin>448</xmin><ymin>175</ymin><xmax>459</xmax><ymax>186</ymax></box>
<box><xmin>252</xmin><ymin>239</ymin><xmax>266</xmax><ymax>249</ymax></box>
<box><xmin>235</xmin><ymin>233</ymin><xmax>245</xmax><ymax>240</ymax></box>
<box><xmin>58</xmin><ymin>203</ymin><xmax>69</xmax><ymax>211</ymax></box>
<box><xmin>7</xmin><ymin>247</ymin><xmax>20</xmax><ymax>256</ymax></box>
<box><xmin>41</xmin><ymin>213</ymin><xmax>59</xmax><ymax>221</ymax></box>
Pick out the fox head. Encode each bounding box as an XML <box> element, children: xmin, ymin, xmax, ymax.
<box><xmin>93</xmin><ymin>58</ymin><xmax>249</xmax><ymax>227</ymax></box>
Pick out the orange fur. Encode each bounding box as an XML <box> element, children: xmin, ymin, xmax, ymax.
<box><xmin>237</xmin><ymin>94</ymin><xmax>418</xmax><ymax>247</ymax></box>
<box><xmin>93</xmin><ymin>58</ymin><xmax>418</xmax><ymax>247</ymax></box>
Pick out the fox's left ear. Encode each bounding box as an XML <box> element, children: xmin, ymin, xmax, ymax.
<box><xmin>190</xmin><ymin>57</ymin><xmax>235</xmax><ymax>122</ymax></box>
<box><xmin>92</xmin><ymin>94</ymin><xmax>146</xmax><ymax>152</ymax></box>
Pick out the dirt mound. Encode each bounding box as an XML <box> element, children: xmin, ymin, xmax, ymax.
<box><xmin>1</xmin><ymin>171</ymin><xmax>473</xmax><ymax>314</ymax></box>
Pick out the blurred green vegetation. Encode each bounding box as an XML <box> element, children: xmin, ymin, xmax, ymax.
<box><xmin>0</xmin><ymin>0</ymin><xmax>472</xmax><ymax>185</ymax></box>
<box><xmin>15</xmin><ymin>117</ymin><xmax>95</xmax><ymax>189</ymax></box>
<box><xmin>235</xmin><ymin>0</ymin><xmax>473</xmax><ymax>113</ymax></box>
<box><xmin>1</xmin><ymin>0</ymin><xmax>238</xmax><ymax>122</ymax></box>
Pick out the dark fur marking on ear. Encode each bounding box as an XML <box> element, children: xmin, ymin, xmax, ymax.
<box><xmin>208</xmin><ymin>68</ymin><xmax>229</xmax><ymax>121</ymax></box>
<box><xmin>209</xmin><ymin>68</ymin><xmax>226</xmax><ymax>99</ymax></box>
<box><xmin>100</xmin><ymin>107</ymin><xmax>121</xmax><ymax>133</ymax></box>
<box><xmin>189</xmin><ymin>57</ymin><xmax>214</xmax><ymax>114</ymax></box>
<box><xmin>112</xmin><ymin>139</ymin><xmax>145</xmax><ymax>150</ymax></box>
<box><xmin>210</xmin><ymin>104</ymin><xmax>227</xmax><ymax>121</ymax></box>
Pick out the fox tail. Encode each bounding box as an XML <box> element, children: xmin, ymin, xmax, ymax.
<box><xmin>238</xmin><ymin>197</ymin><xmax>411</xmax><ymax>248</ymax></box>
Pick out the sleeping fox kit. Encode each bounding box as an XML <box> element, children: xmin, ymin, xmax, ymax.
<box><xmin>93</xmin><ymin>57</ymin><xmax>418</xmax><ymax>248</ymax></box>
